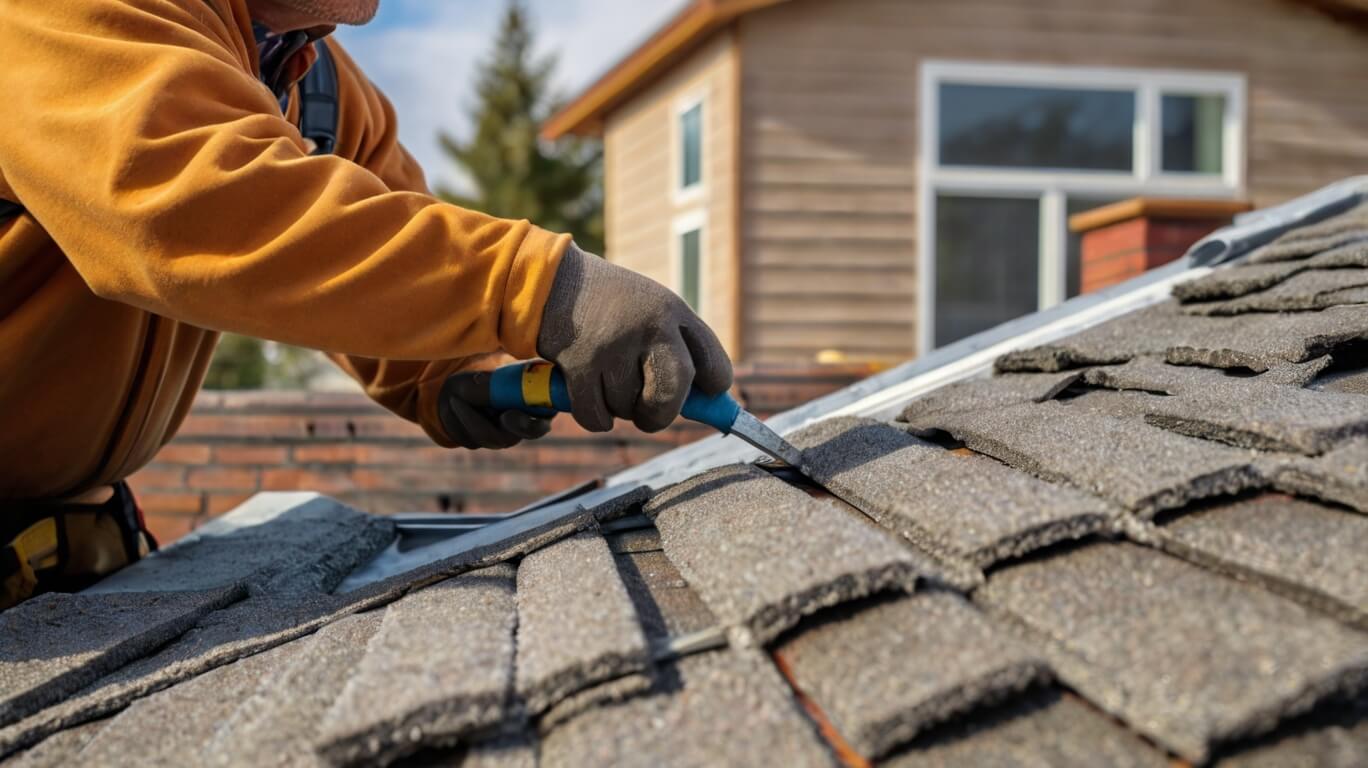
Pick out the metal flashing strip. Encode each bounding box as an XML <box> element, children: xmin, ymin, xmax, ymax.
<box><xmin>1189</xmin><ymin>175</ymin><xmax>1368</xmax><ymax>266</ymax></box>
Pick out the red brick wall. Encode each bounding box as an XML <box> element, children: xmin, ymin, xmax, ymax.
<box><xmin>1079</xmin><ymin>217</ymin><xmax>1225</xmax><ymax>294</ymax></box>
<box><xmin>128</xmin><ymin>363</ymin><xmax>878</xmax><ymax>544</ymax></box>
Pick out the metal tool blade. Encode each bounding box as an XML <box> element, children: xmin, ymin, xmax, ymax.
<box><xmin>728</xmin><ymin>409</ymin><xmax>805</xmax><ymax>468</ymax></box>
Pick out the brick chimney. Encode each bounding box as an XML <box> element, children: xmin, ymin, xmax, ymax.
<box><xmin>1070</xmin><ymin>198</ymin><xmax>1253</xmax><ymax>294</ymax></box>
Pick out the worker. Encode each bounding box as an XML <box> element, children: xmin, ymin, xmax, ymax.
<box><xmin>0</xmin><ymin>0</ymin><xmax>732</xmax><ymax>608</ymax></box>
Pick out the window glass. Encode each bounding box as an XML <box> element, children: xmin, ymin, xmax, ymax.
<box><xmin>939</xmin><ymin>83</ymin><xmax>1135</xmax><ymax>171</ymax></box>
<box><xmin>1162</xmin><ymin>93</ymin><xmax>1225</xmax><ymax>174</ymax></box>
<box><xmin>680</xmin><ymin>103</ymin><xmax>703</xmax><ymax>189</ymax></box>
<box><xmin>934</xmin><ymin>195</ymin><xmax>1040</xmax><ymax>347</ymax></box>
<box><xmin>680</xmin><ymin>228</ymin><xmax>702</xmax><ymax>311</ymax></box>
<box><xmin>1065</xmin><ymin>196</ymin><xmax>1125</xmax><ymax>298</ymax></box>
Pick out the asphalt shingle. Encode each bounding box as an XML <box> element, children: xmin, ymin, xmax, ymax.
<box><xmin>776</xmin><ymin>592</ymin><xmax>1051</xmax><ymax>759</ymax></box>
<box><xmin>1248</xmin><ymin>231</ymin><xmax>1368</xmax><ymax>265</ymax></box>
<box><xmin>645</xmin><ymin>464</ymin><xmax>936</xmax><ymax>646</ymax></box>
<box><xmin>1083</xmin><ymin>357</ymin><xmax>1368</xmax><ymax>454</ymax></box>
<box><xmin>1156</xmin><ymin>495</ymin><xmax>1368</xmax><ymax>628</ymax></box>
<box><xmin>883</xmin><ymin>689</ymin><xmax>1168</xmax><ymax>768</ymax></box>
<box><xmin>0</xmin><ymin>586</ymin><xmax>242</xmax><ymax>729</ymax></box>
<box><xmin>317</xmin><ymin>566</ymin><xmax>518</xmax><ymax>767</ymax></box>
<box><xmin>1267</xmin><ymin>437</ymin><xmax>1368</xmax><ymax>513</ymax></box>
<box><xmin>1216</xmin><ymin>701</ymin><xmax>1368</xmax><ymax>768</ymax></box>
<box><xmin>997</xmin><ymin>301</ymin><xmax>1368</xmax><ymax>373</ymax></box>
<box><xmin>1315</xmin><ymin>366</ymin><xmax>1368</xmax><ymax>395</ymax></box>
<box><xmin>896</xmin><ymin>371</ymin><xmax>1082</xmax><ymax>421</ymax></box>
<box><xmin>978</xmin><ymin>542</ymin><xmax>1368</xmax><ymax>762</ymax></box>
<box><xmin>86</xmin><ymin>496</ymin><xmax>395</xmax><ymax>597</ymax></box>
<box><xmin>793</xmin><ymin>417</ymin><xmax>1115</xmax><ymax>569</ymax></box>
<box><xmin>614</xmin><ymin>548</ymin><xmax>717</xmax><ymax>643</ymax></box>
<box><xmin>6</xmin><ymin>719</ymin><xmax>108</xmax><ymax>768</ymax></box>
<box><xmin>1175</xmin><ymin>243</ymin><xmax>1368</xmax><ymax>302</ymax></box>
<box><xmin>200</xmin><ymin>611</ymin><xmax>385</xmax><ymax>768</ymax></box>
<box><xmin>514</xmin><ymin>532</ymin><xmax>650</xmax><ymax>716</ymax></box>
<box><xmin>1182</xmin><ymin>268</ymin><xmax>1368</xmax><ymax>315</ymax></box>
<box><xmin>901</xmin><ymin>400</ymin><xmax>1264</xmax><ymax>517</ymax></box>
<box><xmin>539</xmin><ymin>649</ymin><xmax>834</xmax><ymax>768</ymax></box>
<box><xmin>74</xmin><ymin>633</ymin><xmax>305</xmax><ymax>767</ymax></box>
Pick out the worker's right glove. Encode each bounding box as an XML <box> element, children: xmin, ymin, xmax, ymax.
<box><xmin>537</xmin><ymin>244</ymin><xmax>734</xmax><ymax>433</ymax></box>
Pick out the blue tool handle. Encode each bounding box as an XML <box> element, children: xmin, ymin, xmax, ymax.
<box><xmin>487</xmin><ymin>362</ymin><xmax>741</xmax><ymax>433</ymax></box>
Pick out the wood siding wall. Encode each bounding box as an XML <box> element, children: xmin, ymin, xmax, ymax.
<box><xmin>736</xmin><ymin>0</ymin><xmax>1368</xmax><ymax>362</ymax></box>
<box><xmin>602</xmin><ymin>32</ymin><xmax>740</xmax><ymax>357</ymax></box>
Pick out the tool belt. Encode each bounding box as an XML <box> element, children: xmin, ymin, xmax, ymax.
<box><xmin>1</xmin><ymin>482</ymin><xmax>158</xmax><ymax>610</ymax></box>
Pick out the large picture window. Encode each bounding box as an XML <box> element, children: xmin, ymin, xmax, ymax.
<box><xmin>919</xmin><ymin>61</ymin><xmax>1245</xmax><ymax>349</ymax></box>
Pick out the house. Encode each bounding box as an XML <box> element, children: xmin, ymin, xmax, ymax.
<box><xmin>543</xmin><ymin>0</ymin><xmax>1368</xmax><ymax>363</ymax></box>
<box><xmin>1</xmin><ymin>178</ymin><xmax>1365</xmax><ymax>765</ymax></box>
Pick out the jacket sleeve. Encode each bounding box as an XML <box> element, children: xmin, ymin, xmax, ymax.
<box><xmin>0</xmin><ymin>0</ymin><xmax>569</xmax><ymax>375</ymax></box>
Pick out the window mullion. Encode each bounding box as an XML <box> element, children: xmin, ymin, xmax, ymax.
<box><xmin>1039</xmin><ymin>190</ymin><xmax>1065</xmax><ymax>310</ymax></box>
<box><xmin>1136</xmin><ymin>82</ymin><xmax>1161</xmax><ymax>183</ymax></box>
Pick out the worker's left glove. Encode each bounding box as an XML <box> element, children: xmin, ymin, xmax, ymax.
<box><xmin>438</xmin><ymin>371</ymin><xmax>554</xmax><ymax>450</ymax></box>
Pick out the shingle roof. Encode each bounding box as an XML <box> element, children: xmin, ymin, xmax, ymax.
<box><xmin>4</xmin><ymin>191</ymin><xmax>1368</xmax><ymax>766</ymax></box>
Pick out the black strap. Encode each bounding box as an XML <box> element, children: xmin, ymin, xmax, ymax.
<box><xmin>0</xmin><ymin>198</ymin><xmax>22</xmax><ymax>226</ymax></box>
<box><xmin>298</xmin><ymin>41</ymin><xmax>339</xmax><ymax>156</ymax></box>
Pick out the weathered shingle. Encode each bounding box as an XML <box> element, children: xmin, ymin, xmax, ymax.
<box><xmin>317</xmin><ymin>566</ymin><xmax>518</xmax><ymax>767</ymax></box>
<box><xmin>794</xmin><ymin>417</ymin><xmax>1115</xmax><ymax>569</ymax></box>
<box><xmin>883</xmin><ymin>689</ymin><xmax>1168</xmax><ymax>768</ymax></box>
<box><xmin>1174</xmin><ymin>241</ymin><xmax>1368</xmax><ymax>302</ymax></box>
<box><xmin>74</xmin><ymin>633</ymin><xmax>305</xmax><ymax>767</ymax></box>
<box><xmin>200</xmin><ymin>611</ymin><xmax>385</xmax><ymax>768</ymax></box>
<box><xmin>0</xmin><ymin>586</ymin><xmax>242</xmax><ymax>729</ymax></box>
<box><xmin>614</xmin><ymin>548</ymin><xmax>717</xmax><ymax>643</ymax></box>
<box><xmin>6</xmin><ymin>719</ymin><xmax>108</xmax><ymax>768</ymax></box>
<box><xmin>978</xmin><ymin>542</ymin><xmax>1368</xmax><ymax>762</ymax></box>
<box><xmin>539</xmin><ymin>649</ymin><xmax>833</xmax><ymax>768</ymax></box>
<box><xmin>514</xmin><ymin>532</ymin><xmax>650</xmax><ymax>715</ymax></box>
<box><xmin>896</xmin><ymin>371</ymin><xmax>1082</xmax><ymax>421</ymax></box>
<box><xmin>1156</xmin><ymin>495</ymin><xmax>1368</xmax><ymax>628</ymax></box>
<box><xmin>901</xmin><ymin>400</ymin><xmax>1264</xmax><ymax>517</ymax></box>
<box><xmin>645</xmin><ymin>464</ymin><xmax>939</xmax><ymax>645</ymax></box>
<box><xmin>1181</xmin><ymin>268</ymin><xmax>1368</xmax><ymax>315</ymax></box>
<box><xmin>1267</xmin><ymin>437</ymin><xmax>1368</xmax><ymax>513</ymax></box>
<box><xmin>1083</xmin><ymin>357</ymin><xmax>1368</xmax><ymax>454</ymax></box>
<box><xmin>776</xmin><ymin>592</ymin><xmax>1051</xmax><ymax>759</ymax></box>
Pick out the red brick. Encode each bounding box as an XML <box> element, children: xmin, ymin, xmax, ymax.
<box><xmin>534</xmin><ymin>442</ymin><xmax>622</xmax><ymax>469</ymax></box>
<box><xmin>127</xmin><ymin>466</ymin><xmax>187</xmax><ymax>491</ymax></box>
<box><xmin>204</xmin><ymin>492</ymin><xmax>254</xmax><ymax>517</ymax></box>
<box><xmin>137</xmin><ymin>492</ymin><xmax>203</xmax><ymax>517</ymax></box>
<box><xmin>153</xmin><ymin>443</ymin><xmax>212</xmax><ymax>465</ymax></box>
<box><xmin>212</xmin><ymin>446</ymin><xmax>288</xmax><ymax>465</ymax></box>
<box><xmin>187</xmin><ymin>467</ymin><xmax>260</xmax><ymax>492</ymax></box>
<box><xmin>347</xmin><ymin>416</ymin><xmax>427</xmax><ymax>440</ymax></box>
<box><xmin>261</xmin><ymin>468</ymin><xmax>357</xmax><ymax>493</ymax></box>
<box><xmin>144</xmin><ymin>513</ymin><xmax>197</xmax><ymax>546</ymax></box>
<box><xmin>291</xmin><ymin>444</ymin><xmax>363</xmax><ymax>464</ymax></box>
<box><xmin>178</xmin><ymin>414</ymin><xmax>311</xmax><ymax>439</ymax></box>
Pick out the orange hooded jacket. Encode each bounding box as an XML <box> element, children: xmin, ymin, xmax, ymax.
<box><xmin>0</xmin><ymin>0</ymin><xmax>570</xmax><ymax>501</ymax></box>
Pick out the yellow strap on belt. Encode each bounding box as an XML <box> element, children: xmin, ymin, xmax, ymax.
<box><xmin>521</xmin><ymin>361</ymin><xmax>556</xmax><ymax>409</ymax></box>
<box><xmin>13</xmin><ymin>518</ymin><xmax>59</xmax><ymax>571</ymax></box>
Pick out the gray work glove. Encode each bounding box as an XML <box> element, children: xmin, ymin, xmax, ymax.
<box><xmin>438</xmin><ymin>371</ymin><xmax>554</xmax><ymax>450</ymax></box>
<box><xmin>537</xmin><ymin>244</ymin><xmax>734</xmax><ymax>433</ymax></box>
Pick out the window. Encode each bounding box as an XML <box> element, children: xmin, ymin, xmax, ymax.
<box><xmin>679</xmin><ymin>101</ymin><xmax>703</xmax><ymax>192</ymax></box>
<box><xmin>920</xmin><ymin>62</ymin><xmax>1245</xmax><ymax>350</ymax></box>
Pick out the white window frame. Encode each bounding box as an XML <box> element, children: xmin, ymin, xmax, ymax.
<box><xmin>673</xmin><ymin>91</ymin><xmax>708</xmax><ymax>205</ymax></box>
<box><xmin>672</xmin><ymin>210</ymin><xmax>708</xmax><ymax>318</ymax></box>
<box><xmin>917</xmin><ymin>60</ymin><xmax>1247</xmax><ymax>354</ymax></box>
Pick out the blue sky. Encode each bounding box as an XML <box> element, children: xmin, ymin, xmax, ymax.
<box><xmin>334</xmin><ymin>0</ymin><xmax>685</xmax><ymax>192</ymax></box>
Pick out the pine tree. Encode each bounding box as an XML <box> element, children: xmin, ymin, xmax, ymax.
<box><xmin>438</xmin><ymin>0</ymin><xmax>604</xmax><ymax>254</ymax></box>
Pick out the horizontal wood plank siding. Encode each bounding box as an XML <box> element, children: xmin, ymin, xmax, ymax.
<box><xmin>737</xmin><ymin>0</ymin><xmax>1368</xmax><ymax>362</ymax></box>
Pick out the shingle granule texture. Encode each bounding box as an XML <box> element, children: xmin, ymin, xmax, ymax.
<box><xmin>776</xmin><ymin>592</ymin><xmax>1051</xmax><ymax>759</ymax></box>
<box><xmin>0</xmin><ymin>586</ymin><xmax>243</xmax><ymax>729</ymax></box>
<box><xmin>644</xmin><ymin>464</ymin><xmax>935</xmax><ymax>646</ymax></box>
<box><xmin>87</xmin><ymin>497</ymin><xmax>395</xmax><ymax>596</ymax></box>
<box><xmin>1174</xmin><ymin>243</ymin><xmax>1368</xmax><ymax>302</ymax></box>
<box><xmin>514</xmin><ymin>532</ymin><xmax>650</xmax><ymax>716</ymax></box>
<box><xmin>1248</xmin><ymin>232</ymin><xmax>1368</xmax><ymax>265</ymax></box>
<box><xmin>1267</xmin><ymin>437</ymin><xmax>1368</xmax><ymax>513</ymax></box>
<box><xmin>1182</xmin><ymin>268</ymin><xmax>1368</xmax><ymax>315</ymax></box>
<box><xmin>978</xmin><ymin>542</ymin><xmax>1368</xmax><ymax>763</ymax></box>
<box><xmin>1083</xmin><ymin>357</ymin><xmax>1368</xmax><ymax>454</ymax></box>
<box><xmin>1259</xmin><ymin>355</ymin><xmax>1334</xmax><ymax>387</ymax></box>
<box><xmin>6</xmin><ymin>718</ymin><xmax>108</xmax><ymax>768</ymax></box>
<box><xmin>604</xmin><ymin>528</ymin><xmax>662</xmax><ymax>554</ymax></box>
<box><xmin>614</xmin><ymin>548</ymin><xmax>717</xmax><ymax>643</ymax></box>
<box><xmin>74</xmin><ymin>635</ymin><xmax>305</xmax><ymax>767</ymax></box>
<box><xmin>792</xmin><ymin>417</ymin><xmax>1115</xmax><ymax>569</ymax></box>
<box><xmin>901</xmin><ymin>400</ymin><xmax>1264</xmax><ymax>517</ymax></box>
<box><xmin>539</xmin><ymin>649</ymin><xmax>833</xmax><ymax>768</ymax></box>
<box><xmin>996</xmin><ymin>301</ymin><xmax>1368</xmax><ymax>373</ymax></box>
<box><xmin>1315</xmin><ymin>366</ymin><xmax>1368</xmax><ymax>395</ymax></box>
<box><xmin>1157</xmin><ymin>496</ymin><xmax>1368</xmax><ymax>629</ymax></box>
<box><xmin>317</xmin><ymin>566</ymin><xmax>518</xmax><ymax>767</ymax></box>
<box><xmin>1216</xmin><ymin>700</ymin><xmax>1368</xmax><ymax>768</ymax></box>
<box><xmin>883</xmin><ymin>689</ymin><xmax>1168</xmax><ymax>768</ymax></box>
<box><xmin>896</xmin><ymin>371</ymin><xmax>1082</xmax><ymax>421</ymax></box>
<box><xmin>199</xmin><ymin>611</ymin><xmax>385</xmax><ymax>768</ymax></box>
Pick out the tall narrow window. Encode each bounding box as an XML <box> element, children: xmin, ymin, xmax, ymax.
<box><xmin>1162</xmin><ymin>93</ymin><xmax>1226</xmax><ymax>174</ymax></box>
<box><xmin>679</xmin><ymin>228</ymin><xmax>702</xmax><ymax>311</ymax></box>
<box><xmin>934</xmin><ymin>195</ymin><xmax>1040</xmax><ymax>347</ymax></box>
<box><xmin>680</xmin><ymin>102</ymin><xmax>703</xmax><ymax>191</ymax></box>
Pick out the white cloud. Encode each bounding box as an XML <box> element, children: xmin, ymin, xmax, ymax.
<box><xmin>334</xmin><ymin>0</ymin><xmax>685</xmax><ymax>192</ymax></box>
